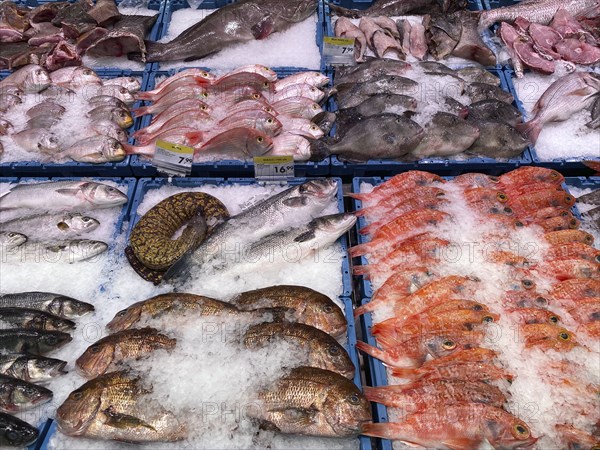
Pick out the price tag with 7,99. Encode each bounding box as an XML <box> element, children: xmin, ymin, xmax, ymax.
<box><xmin>253</xmin><ymin>155</ymin><xmax>295</xmax><ymax>180</ymax></box>
<box><xmin>152</xmin><ymin>140</ymin><xmax>194</xmax><ymax>177</ymax></box>
<box><xmin>323</xmin><ymin>36</ymin><xmax>356</xmax><ymax>66</ymax></box>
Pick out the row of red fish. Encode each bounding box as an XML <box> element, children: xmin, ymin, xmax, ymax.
<box><xmin>499</xmin><ymin>8</ymin><xmax>600</xmax><ymax>76</ymax></box>
<box><xmin>125</xmin><ymin>65</ymin><xmax>332</xmax><ymax>162</ymax></box>
<box><xmin>351</xmin><ymin>168</ymin><xmax>599</xmax><ymax>449</ymax></box>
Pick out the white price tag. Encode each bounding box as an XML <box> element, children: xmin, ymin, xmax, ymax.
<box><xmin>323</xmin><ymin>36</ymin><xmax>356</xmax><ymax>66</ymax></box>
<box><xmin>152</xmin><ymin>140</ymin><xmax>194</xmax><ymax>177</ymax></box>
<box><xmin>254</xmin><ymin>155</ymin><xmax>295</xmax><ymax>180</ymax></box>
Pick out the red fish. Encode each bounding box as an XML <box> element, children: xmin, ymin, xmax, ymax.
<box><xmin>507</xmin><ymin>307</ymin><xmax>561</xmax><ymax>324</ymax></box>
<box><xmin>501</xmin><ymin>290</ymin><xmax>550</xmax><ymax>309</ymax></box>
<box><xmin>520</xmin><ymin>323</ymin><xmax>579</xmax><ymax>351</ymax></box>
<box><xmin>546</xmin><ymin>243</ymin><xmax>600</xmax><ymax>263</ymax></box>
<box><xmin>355</xmin><ymin>186</ymin><xmax>447</xmax><ymax>222</ymax></box>
<box><xmin>545</xmin><ymin>230</ymin><xmax>595</xmax><ymax>246</ymax></box>
<box><xmin>499</xmin><ymin>167</ymin><xmax>564</xmax><ymax>187</ymax></box>
<box><xmin>555</xmin><ymin>424</ymin><xmax>600</xmax><ymax>450</ymax></box>
<box><xmin>536</xmin><ymin>215</ymin><xmax>579</xmax><ymax>232</ymax></box>
<box><xmin>535</xmin><ymin>259</ymin><xmax>600</xmax><ymax>281</ymax></box>
<box><xmin>509</xmin><ymin>188</ymin><xmax>575</xmax><ymax>217</ymax></box>
<box><xmin>452</xmin><ymin>173</ymin><xmax>501</xmax><ymax>188</ymax></box>
<box><xmin>550</xmin><ymin>279</ymin><xmax>600</xmax><ymax>302</ymax></box>
<box><xmin>361</xmin><ymin>404</ymin><xmax>537</xmax><ymax>449</ymax></box>
<box><xmin>565</xmin><ymin>298</ymin><xmax>599</xmax><ymax>323</ymax></box>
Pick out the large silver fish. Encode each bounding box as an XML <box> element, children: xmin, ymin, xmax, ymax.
<box><xmin>164</xmin><ymin>179</ymin><xmax>339</xmax><ymax>284</ymax></box>
<box><xmin>3</xmin><ymin>240</ymin><xmax>108</xmax><ymax>264</ymax></box>
<box><xmin>0</xmin><ymin>181</ymin><xmax>127</xmax><ymax>223</ymax></box>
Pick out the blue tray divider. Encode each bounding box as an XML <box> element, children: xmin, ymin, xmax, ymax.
<box><xmin>503</xmin><ymin>68</ymin><xmax>599</xmax><ymax>176</ymax></box>
<box><xmin>328</xmin><ymin>68</ymin><xmax>530</xmax><ymax>178</ymax></box>
<box><xmin>128</xmin><ymin>69</ymin><xmax>331</xmax><ymax>177</ymax></box>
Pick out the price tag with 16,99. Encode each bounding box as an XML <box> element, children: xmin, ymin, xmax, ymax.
<box><xmin>323</xmin><ymin>36</ymin><xmax>355</xmax><ymax>66</ymax></box>
<box><xmin>253</xmin><ymin>155</ymin><xmax>295</xmax><ymax>180</ymax></box>
<box><xmin>152</xmin><ymin>139</ymin><xmax>194</xmax><ymax>177</ymax></box>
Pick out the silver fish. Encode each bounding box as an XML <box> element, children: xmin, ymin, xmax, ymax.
<box><xmin>57</xmin><ymin>136</ymin><xmax>126</xmax><ymax>163</ymax></box>
<box><xmin>0</xmin><ymin>231</ymin><xmax>27</xmax><ymax>250</ymax></box>
<box><xmin>102</xmin><ymin>77</ymin><xmax>141</xmax><ymax>93</ymax></box>
<box><xmin>1</xmin><ymin>213</ymin><xmax>99</xmax><ymax>238</ymax></box>
<box><xmin>0</xmin><ymin>180</ymin><xmax>127</xmax><ymax>223</ymax></box>
<box><xmin>4</xmin><ymin>239</ymin><xmax>108</xmax><ymax>263</ymax></box>
<box><xmin>0</xmin><ymin>65</ymin><xmax>50</xmax><ymax>93</ymax></box>
<box><xmin>0</xmin><ymin>353</ymin><xmax>67</xmax><ymax>383</ymax></box>
<box><xmin>164</xmin><ymin>179</ymin><xmax>339</xmax><ymax>283</ymax></box>
<box><xmin>11</xmin><ymin>129</ymin><xmax>60</xmax><ymax>154</ymax></box>
<box><xmin>0</xmin><ymin>94</ymin><xmax>21</xmax><ymax>113</ymax></box>
<box><xmin>0</xmin><ymin>292</ymin><xmax>94</xmax><ymax>318</ymax></box>
<box><xmin>268</xmin><ymin>134</ymin><xmax>313</xmax><ymax>161</ymax></box>
<box><xmin>49</xmin><ymin>66</ymin><xmax>102</xmax><ymax>89</ymax></box>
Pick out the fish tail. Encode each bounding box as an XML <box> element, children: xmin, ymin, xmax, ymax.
<box><xmin>348</xmin><ymin>192</ymin><xmax>370</xmax><ymax>201</ymax></box>
<box><xmin>123</xmin><ymin>143</ymin><xmax>154</xmax><ymax>157</ymax></box>
<box><xmin>134</xmin><ymin>91</ymin><xmax>156</xmax><ymax>101</ymax></box>
<box><xmin>354</xmin><ymin>205</ymin><xmax>371</xmax><ymax>216</ymax></box>
<box><xmin>360</xmin><ymin>422</ymin><xmax>402</xmax><ymax>439</ymax></box>
<box><xmin>352</xmin><ymin>264</ymin><xmax>372</xmax><ymax>277</ymax></box>
<box><xmin>353</xmin><ymin>300</ymin><xmax>377</xmax><ymax>317</ymax></box>
<box><xmin>363</xmin><ymin>386</ymin><xmax>400</xmax><ymax>405</ymax></box>
<box><xmin>371</xmin><ymin>319</ymin><xmax>396</xmax><ymax>337</ymax></box>
<box><xmin>131</xmin><ymin>105</ymin><xmax>152</xmax><ymax>117</ymax></box>
<box><xmin>515</xmin><ymin>119</ymin><xmax>541</xmax><ymax>145</ymax></box>
<box><xmin>389</xmin><ymin>367</ymin><xmax>419</xmax><ymax>380</ymax></box>
<box><xmin>138</xmin><ymin>41</ymin><xmax>171</xmax><ymax>63</ymax></box>
<box><xmin>356</xmin><ymin>341</ymin><xmax>393</xmax><ymax>365</ymax></box>
<box><xmin>348</xmin><ymin>242</ymin><xmax>372</xmax><ymax>258</ymax></box>
<box><xmin>308</xmin><ymin>138</ymin><xmax>331</xmax><ymax>161</ymax></box>
<box><xmin>327</xmin><ymin>2</ymin><xmax>363</xmax><ymax>19</ymax></box>
<box><xmin>359</xmin><ymin>221</ymin><xmax>380</xmax><ymax>236</ymax></box>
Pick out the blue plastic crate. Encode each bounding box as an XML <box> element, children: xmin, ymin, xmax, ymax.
<box><xmin>329</xmin><ymin>69</ymin><xmax>530</xmax><ymax>179</ymax></box>
<box><xmin>127</xmin><ymin>177</ymin><xmax>352</xmax><ymax>295</ymax></box>
<box><xmin>129</xmin><ymin>68</ymin><xmax>331</xmax><ymax>177</ymax></box>
<box><xmin>483</xmin><ymin>0</ymin><xmax>518</xmax><ymax>9</ymax></box>
<box><xmin>0</xmin><ymin>70</ymin><xmax>149</xmax><ymax>177</ymax></box>
<box><xmin>155</xmin><ymin>0</ymin><xmax>322</xmax><ymax>72</ymax></box>
<box><xmin>504</xmin><ymin>69</ymin><xmax>600</xmax><ymax>176</ymax></box>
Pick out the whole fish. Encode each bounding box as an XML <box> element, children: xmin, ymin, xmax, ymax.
<box><xmin>329</xmin><ymin>0</ymin><xmax>438</xmax><ymax>18</ymax></box>
<box><xmin>49</xmin><ymin>66</ymin><xmax>102</xmax><ymax>88</ymax></box>
<box><xmin>24</xmin><ymin>115</ymin><xmax>60</xmax><ymax>130</ymax></box>
<box><xmin>362</xmin><ymin>404</ymin><xmax>537</xmax><ymax>448</ymax></box>
<box><xmin>87</xmin><ymin>106</ymin><xmax>133</xmax><ymax>129</ymax></box>
<box><xmin>195</xmin><ymin>127</ymin><xmax>274</xmax><ymax>160</ymax></box>
<box><xmin>410</xmin><ymin>112</ymin><xmax>480</xmax><ymax>159</ymax></box>
<box><xmin>335</xmin><ymin>59</ymin><xmax>411</xmax><ymax>85</ymax></box>
<box><xmin>268</xmin><ymin>134</ymin><xmax>312</xmax><ymax>161</ymax></box>
<box><xmin>0</xmin><ymin>94</ymin><xmax>21</xmax><ymax>113</ymax></box>
<box><xmin>311</xmin><ymin>114</ymin><xmax>424</xmax><ymax>162</ymax></box>
<box><xmin>275</xmin><ymin>71</ymin><xmax>329</xmax><ymax>91</ymax></box>
<box><xmin>107</xmin><ymin>294</ymin><xmax>240</xmax><ymax>333</ymax></box>
<box><xmin>164</xmin><ymin>180</ymin><xmax>339</xmax><ymax>283</ymax></box>
<box><xmin>0</xmin><ymin>292</ymin><xmax>94</xmax><ymax>319</ymax></box>
<box><xmin>56</xmin><ymin>371</ymin><xmax>186</xmax><ymax>442</ymax></box>
<box><xmin>0</xmin><ymin>308</ymin><xmax>75</xmax><ymax>332</ymax></box>
<box><xmin>478</xmin><ymin>0</ymin><xmax>599</xmax><ymax>31</ymax></box>
<box><xmin>0</xmin><ymin>412</ymin><xmax>39</xmax><ymax>447</ymax></box>
<box><xmin>11</xmin><ymin>129</ymin><xmax>60</xmax><ymax>154</ymax></box>
<box><xmin>278</xmin><ymin>116</ymin><xmax>324</xmax><ymax>139</ymax></box>
<box><xmin>89</xmin><ymin>120</ymin><xmax>129</xmax><ymax>143</ymax></box>
<box><xmin>103</xmin><ymin>77</ymin><xmax>141</xmax><ymax>93</ymax></box>
<box><xmin>0</xmin><ymin>180</ymin><xmax>127</xmax><ymax>223</ymax></box>
<box><xmin>457</xmin><ymin>67</ymin><xmax>501</xmax><ymax>86</ymax></box>
<box><xmin>0</xmin><ymin>232</ymin><xmax>27</xmax><ymax>251</ymax></box>
<box><xmin>466</xmin><ymin>82</ymin><xmax>514</xmax><ymax>104</ymax></box>
<box><xmin>87</xmin><ymin>85</ymin><xmax>136</xmax><ymax>106</ymax></box>
<box><xmin>244</xmin><ymin>322</ymin><xmax>355</xmax><ymax>378</ymax></box>
<box><xmin>468</xmin><ymin>100</ymin><xmax>523</xmax><ymax>127</ymax></box>
<box><xmin>4</xmin><ymin>240</ymin><xmax>108</xmax><ymax>264</ymax></box>
<box><xmin>232</xmin><ymin>285</ymin><xmax>347</xmax><ymax>338</ymax></box>
<box><xmin>139</xmin><ymin>0</ymin><xmax>317</xmax><ymax>62</ymax></box>
<box><xmin>76</xmin><ymin>328</ymin><xmax>176</xmax><ymax>378</ymax></box>
<box><xmin>57</xmin><ymin>136</ymin><xmax>126</xmax><ymax>163</ymax></box>
<box><xmin>0</xmin><ymin>65</ymin><xmax>50</xmax><ymax>93</ymax></box>
<box><xmin>336</xmin><ymin>76</ymin><xmax>419</xmax><ymax>109</ymax></box>
<box><xmin>0</xmin><ymin>353</ymin><xmax>67</xmax><ymax>383</ymax></box>
<box><xmin>87</xmin><ymin>95</ymin><xmax>129</xmax><ymax>110</ymax></box>
<box><xmin>252</xmin><ymin>366</ymin><xmax>371</xmax><ymax>437</ymax></box>
<box><xmin>466</xmin><ymin>119</ymin><xmax>529</xmax><ymax>159</ymax></box>
<box><xmin>0</xmin><ymin>374</ymin><xmax>53</xmax><ymax>413</ymax></box>
<box><xmin>517</xmin><ymin>72</ymin><xmax>600</xmax><ymax>144</ymax></box>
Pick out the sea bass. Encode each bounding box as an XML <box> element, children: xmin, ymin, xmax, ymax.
<box><xmin>0</xmin><ymin>292</ymin><xmax>94</xmax><ymax>319</ymax></box>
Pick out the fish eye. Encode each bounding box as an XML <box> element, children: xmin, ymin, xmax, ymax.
<box><xmin>46</xmin><ymin>336</ymin><xmax>57</xmax><ymax>345</ymax></box>
<box><xmin>70</xmin><ymin>391</ymin><xmax>83</xmax><ymax>400</ymax></box>
<box><xmin>202</xmin><ymin>72</ymin><xmax>209</xmax><ymax>77</ymax></box>
<box><xmin>473</xmin><ymin>304</ymin><xmax>483</xmax><ymax>311</ymax></box>
<box><xmin>24</xmin><ymin>387</ymin><xmax>36</xmax><ymax>395</ymax></box>
<box><xmin>347</xmin><ymin>394</ymin><xmax>360</xmax><ymax>405</ymax></box>
<box><xmin>322</xmin><ymin>305</ymin><xmax>333</xmax><ymax>313</ymax></box>
<box><xmin>565</xmin><ymin>195</ymin><xmax>573</xmax><ymax>203</ymax></box>
<box><xmin>514</xmin><ymin>221</ymin><xmax>524</xmax><ymax>228</ymax></box>
<box><xmin>200</xmin><ymin>105</ymin><xmax>207</xmax><ymax>111</ymax></box>
<box><xmin>328</xmin><ymin>345</ymin><xmax>341</xmax><ymax>356</ymax></box>
<box><xmin>7</xmin><ymin>232</ymin><xmax>16</xmax><ymax>237</ymax></box>
<box><xmin>311</xmin><ymin>126</ymin><xmax>318</xmax><ymax>131</ymax></box>
<box><xmin>559</xmin><ymin>211</ymin><xmax>569</xmax><ymax>217</ymax></box>
<box><xmin>497</xmin><ymin>193</ymin><xmax>507</xmax><ymax>202</ymax></box>
<box><xmin>312</xmin><ymin>105</ymin><xmax>319</xmax><ymax>110</ymax></box>
<box><xmin>490</xmin><ymin>176</ymin><xmax>499</xmax><ymax>183</ymax></box>
<box><xmin>550</xmin><ymin>172</ymin><xmax>559</xmax><ymax>178</ymax></box>
<box><xmin>521</xmin><ymin>280</ymin><xmax>534</xmax><ymax>289</ymax></box>
<box><xmin>37</xmin><ymin>143</ymin><xmax>42</xmax><ymax>149</ymax></box>
<box><xmin>586</xmin><ymin>236</ymin><xmax>593</xmax><ymax>243</ymax></box>
<box><xmin>559</xmin><ymin>332</ymin><xmax>570</xmax><ymax>341</ymax></box>
<box><xmin>483</xmin><ymin>315</ymin><xmax>494</xmax><ymax>323</ymax></box>
<box><xmin>442</xmin><ymin>340</ymin><xmax>456</xmax><ymax>350</ymax></box>
<box><xmin>514</xmin><ymin>424</ymin><xmax>530</xmax><ymax>438</ymax></box>
<box><xmin>265</xmin><ymin>107</ymin><xmax>273</xmax><ymax>113</ymax></box>
<box><xmin>569</xmin><ymin>219</ymin><xmax>578</xmax><ymax>228</ymax></box>
<box><xmin>117</xmin><ymin>310</ymin><xmax>126</xmax><ymax>317</ymax></box>
<box><xmin>36</xmin><ymin>69</ymin><xmax>43</xmax><ymax>75</ymax></box>
<box><xmin>202</xmin><ymin>92</ymin><xmax>208</xmax><ymax>98</ymax></box>
<box><xmin>489</xmin><ymin>207</ymin><xmax>499</xmax><ymax>214</ymax></box>
<box><xmin>263</xmin><ymin>82</ymin><xmax>269</xmax><ymax>88</ymax></box>
<box><xmin>84</xmin><ymin>69</ymin><xmax>93</xmax><ymax>75</ymax></box>
<box><xmin>112</xmin><ymin>142</ymin><xmax>120</xmax><ymax>149</ymax></box>
<box><xmin>267</xmin><ymin>119</ymin><xmax>273</xmax><ymax>124</ymax></box>
<box><xmin>90</xmin><ymin>345</ymin><xmax>101</xmax><ymax>353</ymax></box>
<box><xmin>256</xmin><ymin>137</ymin><xmax>263</xmax><ymax>143</ymax></box>
<box><xmin>549</xmin><ymin>316</ymin><xmax>558</xmax><ymax>323</ymax></box>
<box><xmin>6</xmin><ymin>430</ymin><xmax>19</xmax><ymax>442</ymax></box>
<box><xmin>504</xmin><ymin>207</ymin><xmax>513</xmax><ymax>215</ymax></box>
<box><xmin>252</xmin><ymin>94</ymin><xmax>260</xmax><ymax>99</ymax></box>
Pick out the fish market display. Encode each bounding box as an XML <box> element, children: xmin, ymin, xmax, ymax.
<box><xmin>320</xmin><ymin>60</ymin><xmax>527</xmax><ymax>161</ymax></box>
<box><xmin>0</xmin><ymin>412</ymin><xmax>39</xmax><ymax>447</ymax></box>
<box><xmin>353</xmin><ymin>168</ymin><xmax>599</xmax><ymax>449</ymax></box>
<box><xmin>332</xmin><ymin>6</ymin><xmax>496</xmax><ymax>66</ymax></box>
<box><xmin>127</xmin><ymin>66</ymin><xmax>331</xmax><ymax>162</ymax></box>
<box><xmin>0</xmin><ymin>65</ymin><xmax>139</xmax><ymax>164</ymax></box>
<box><xmin>496</xmin><ymin>8</ymin><xmax>600</xmax><ymax>76</ymax></box>
<box><xmin>513</xmin><ymin>71</ymin><xmax>600</xmax><ymax>160</ymax></box>
<box><xmin>137</xmin><ymin>0</ymin><xmax>317</xmax><ymax>63</ymax></box>
<box><xmin>0</xmin><ymin>0</ymin><xmax>157</xmax><ymax>70</ymax></box>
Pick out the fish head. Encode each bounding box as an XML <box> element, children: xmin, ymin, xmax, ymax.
<box><xmin>0</xmin><ymin>231</ymin><xmax>27</xmax><ymax>250</ymax></box>
<box><xmin>425</xmin><ymin>330</ymin><xmax>484</xmax><ymax>359</ymax></box>
<box><xmin>76</xmin><ymin>341</ymin><xmax>115</xmax><ymax>378</ymax></box>
<box><xmin>84</xmin><ymin>182</ymin><xmax>128</xmax><ymax>207</ymax></box>
<box><xmin>107</xmin><ymin>303</ymin><xmax>142</xmax><ymax>332</ymax></box>
<box><xmin>316</xmin><ymin>341</ymin><xmax>355</xmax><ymax>379</ymax></box>
<box><xmin>323</xmin><ymin>384</ymin><xmax>371</xmax><ymax>436</ymax></box>
<box><xmin>299</xmin><ymin>179</ymin><xmax>338</xmax><ymax>201</ymax></box>
<box><xmin>301</xmin><ymin>298</ymin><xmax>347</xmax><ymax>339</ymax></box>
<box><xmin>56</xmin><ymin>384</ymin><xmax>102</xmax><ymax>436</ymax></box>
<box><xmin>114</xmin><ymin>109</ymin><xmax>134</xmax><ymax>129</ymax></box>
<box><xmin>0</xmin><ymin>414</ymin><xmax>39</xmax><ymax>447</ymax></box>
<box><xmin>256</xmin><ymin>113</ymin><xmax>282</xmax><ymax>136</ymax></box>
<box><xmin>67</xmin><ymin>240</ymin><xmax>108</xmax><ymax>260</ymax></box>
<box><xmin>40</xmin><ymin>331</ymin><xmax>73</xmax><ymax>351</ymax></box>
<box><xmin>46</xmin><ymin>316</ymin><xmax>76</xmax><ymax>332</ymax></box>
<box><xmin>248</xmin><ymin>130</ymin><xmax>274</xmax><ymax>156</ymax></box>
<box><xmin>75</xmin><ymin>67</ymin><xmax>102</xmax><ymax>86</ymax></box>
<box><xmin>13</xmin><ymin>382</ymin><xmax>53</xmax><ymax>407</ymax></box>
<box><xmin>483</xmin><ymin>409</ymin><xmax>538</xmax><ymax>449</ymax></box>
<box><xmin>119</xmin><ymin>77</ymin><xmax>141</xmax><ymax>93</ymax></box>
<box><xmin>1</xmin><ymin>83</ymin><xmax>24</xmax><ymax>98</ymax></box>
<box><xmin>60</xmin><ymin>214</ymin><xmax>100</xmax><ymax>233</ymax></box>
<box><xmin>37</xmin><ymin>131</ymin><xmax>61</xmax><ymax>152</ymax></box>
<box><xmin>584</xmin><ymin>72</ymin><xmax>600</xmax><ymax>91</ymax></box>
<box><xmin>23</xmin><ymin>64</ymin><xmax>51</xmax><ymax>92</ymax></box>
<box><xmin>310</xmin><ymin>213</ymin><xmax>357</xmax><ymax>237</ymax></box>
<box><xmin>100</xmin><ymin>137</ymin><xmax>127</xmax><ymax>162</ymax></box>
<box><xmin>301</xmin><ymin>122</ymin><xmax>325</xmax><ymax>140</ymax></box>
<box><xmin>27</xmin><ymin>356</ymin><xmax>68</xmax><ymax>380</ymax></box>
<box><xmin>312</xmin><ymin>73</ymin><xmax>330</xmax><ymax>88</ymax></box>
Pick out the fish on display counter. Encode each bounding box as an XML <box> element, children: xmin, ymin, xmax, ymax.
<box><xmin>352</xmin><ymin>168</ymin><xmax>599</xmax><ymax>449</ymax></box>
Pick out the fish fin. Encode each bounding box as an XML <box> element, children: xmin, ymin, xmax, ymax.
<box><xmin>103</xmin><ymin>406</ymin><xmax>157</xmax><ymax>432</ymax></box>
<box><xmin>294</xmin><ymin>230</ymin><xmax>316</xmax><ymax>243</ymax></box>
<box><xmin>251</xmin><ymin>15</ymin><xmax>275</xmax><ymax>39</ymax></box>
<box><xmin>347</xmin><ymin>192</ymin><xmax>368</xmax><ymax>201</ymax></box>
<box><xmin>389</xmin><ymin>367</ymin><xmax>418</xmax><ymax>380</ymax></box>
<box><xmin>282</xmin><ymin>197</ymin><xmax>308</xmax><ymax>207</ymax></box>
<box><xmin>586</xmin><ymin>116</ymin><xmax>600</xmax><ymax>129</ymax></box>
<box><xmin>515</xmin><ymin>120</ymin><xmax>540</xmax><ymax>145</ymax></box>
<box><xmin>441</xmin><ymin>438</ymin><xmax>481</xmax><ymax>450</ymax></box>
<box><xmin>269</xmin><ymin>407</ymin><xmax>316</xmax><ymax>427</ymax></box>
<box><xmin>308</xmin><ymin>138</ymin><xmax>331</xmax><ymax>161</ymax></box>
<box><xmin>353</xmin><ymin>301</ymin><xmax>375</xmax><ymax>318</ymax></box>
<box><xmin>0</xmin><ymin>183</ymin><xmax>15</xmax><ymax>199</ymax></box>
<box><xmin>352</xmin><ymin>265</ymin><xmax>372</xmax><ymax>277</ymax></box>
<box><xmin>257</xmin><ymin>419</ymin><xmax>281</xmax><ymax>432</ymax></box>
<box><xmin>348</xmin><ymin>242</ymin><xmax>371</xmax><ymax>258</ymax></box>
<box><xmin>131</xmin><ymin>105</ymin><xmax>149</xmax><ymax>117</ymax></box>
<box><xmin>327</xmin><ymin>2</ymin><xmax>362</xmax><ymax>19</ymax></box>
<box><xmin>360</xmin><ymin>422</ymin><xmax>396</xmax><ymax>439</ymax></box>
<box><xmin>55</xmin><ymin>188</ymin><xmax>84</xmax><ymax>196</ymax></box>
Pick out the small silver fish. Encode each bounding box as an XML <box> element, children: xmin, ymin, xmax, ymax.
<box><xmin>0</xmin><ymin>231</ymin><xmax>27</xmax><ymax>250</ymax></box>
<box><xmin>11</xmin><ymin>129</ymin><xmax>60</xmax><ymax>153</ymax></box>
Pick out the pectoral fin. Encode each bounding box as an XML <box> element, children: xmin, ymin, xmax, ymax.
<box><xmin>103</xmin><ymin>406</ymin><xmax>157</xmax><ymax>432</ymax></box>
<box><xmin>251</xmin><ymin>15</ymin><xmax>274</xmax><ymax>40</ymax></box>
<box><xmin>294</xmin><ymin>230</ymin><xmax>316</xmax><ymax>243</ymax></box>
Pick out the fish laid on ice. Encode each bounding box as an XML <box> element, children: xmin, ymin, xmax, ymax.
<box><xmin>0</xmin><ymin>232</ymin><xmax>27</xmax><ymax>251</ymax></box>
<box><xmin>11</xmin><ymin>128</ymin><xmax>60</xmax><ymax>154</ymax></box>
<box><xmin>0</xmin><ymin>412</ymin><xmax>39</xmax><ymax>447</ymax></box>
<box><xmin>0</xmin><ymin>353</ymin><xmax>67</xmax><ymax>383</ymax></box>
<box><xmin>0</xmin><ymin>64</ymin><xmax>50</xmax><ymax>93</ymax></box>
<box><xmin>0</xmin><ymin>329</ymin><xmax>72</xmax><ymax>356</ymax></box>
<box><xmin>56</xmin><ymin>136</ymin><xmax>126</xmax><ymax>163</ymax></box>
<box><xmin>0</xmin><ymin>292</ymin><xmax>94</xmax><ymax>319</ymax></box>
<box><xmin>49</xmin><ymin>66</ymin><xmax>102</xmax><ymax>88</ymax></box>
<box><xmin>0</xmin><ymin>374</ymin><xmax>53</xmax><ymax>413</ymax></box>
<box><xmin>3</xmin><ymin>240</ymin><xmax>108</xmax><ymax>264</ymax></box>
<box><xmin>0</xmin><ymin>307</ymin><xmax>75</xmax><ymax>332</ymax></box>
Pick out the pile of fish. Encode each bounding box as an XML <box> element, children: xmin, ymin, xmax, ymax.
<box><xmin>350</xmin><ymin>168</ymin><xmax>599</xmax><ymax>448</ymax></box>
<box><xmin>0</xmin><ymin>291</ymin><xmax>95</xmax><ymax>447</ymax></box>
<box><xmin>497</xmin><ymin>8</ymin><xmax>600</xmax><ymax>76</ymax></box>
<box><xmin>135</xmin><ymin>0</ymin><xmax>317</xmax><ymax>63</ymax></box>
<box><xmin>0</xmin><ymin>179</ymin><xmax>127</xmax><ymax>263</ymax></box>
<box><xmin>331</xmin><ymin>0</ymin><xmax>496</xmax><ymax>66</ymax></box>
<box><xmin>126</xmin><ymin>65</ymin><xmax>332</xmax><ymax>162</ymax></box>
<box><xmin>125</xmin><ymin>179</ymin><xmax>355</xmax><ymax>285</ymax></box>
<box><xmin>54</xmin><ymin>285</ymin><xmax>371</xmax><ymax>443</ymax></box>
<box><xmin>516</xmin><ymin>71</ymin><xmax>600</xmax><ymax>145</ymax></box>
<box><xmin>0</xmin><ymin>64</ymin><xmax>140</xmax><ymax>163</ymax></box>
<box><xmin>0</xmin><ymin>0</ymin><xmax>157</xmax><ymax>70</ymax></box>
<box><xmin>318</xmin><ymin>59</ymin><xmax>527</xmax><ymax>161</ymax></box>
